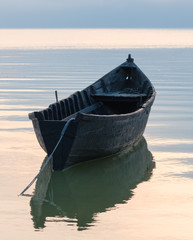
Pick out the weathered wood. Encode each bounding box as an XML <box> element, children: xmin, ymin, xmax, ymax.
<box><xmin>62</xmin><ymin>102</ymin><xmax>103</xmax><ymax>122</ymax></box>
<box><xmin>28</xmin><ymin>54</ymin><xmax>156</xmax><ymax>170</ymax></box>
<box><xmin>91</xmin><ymin>92</ymin><xmax>147</xmax><ymax>102</ymax></box>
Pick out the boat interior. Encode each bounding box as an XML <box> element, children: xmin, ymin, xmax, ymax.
<box><xmin>29</xmin><ymin>66</ymin><xmax>153</xmax><ymax>122</ymax></box>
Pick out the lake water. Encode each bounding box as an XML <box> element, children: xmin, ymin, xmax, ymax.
<box><xmin>0</xmin><ymin>29</ymin><xmax>193</xmax><ymax>240</ymax></box>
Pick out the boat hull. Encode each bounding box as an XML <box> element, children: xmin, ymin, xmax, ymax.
<box><xmin>29</xmin><ymin>55</ymin><xmax>156</xmax><ymax>170</ymax></box>
<box><xmin>32</xmin><ymin>94</ymin><xmax>154</xmax><ymax>170</ymax></box>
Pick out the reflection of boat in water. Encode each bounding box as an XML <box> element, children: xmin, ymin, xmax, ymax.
<box><xmin>30</xmin><ymin>137</ymin><xmax>155</xmax><ymax>230</ymax></box>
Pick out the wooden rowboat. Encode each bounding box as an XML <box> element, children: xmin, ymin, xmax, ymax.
<box><xmin>29</xmin><ymin>54</ymin><xmax>156</xmax><ymax>170</ymax></box>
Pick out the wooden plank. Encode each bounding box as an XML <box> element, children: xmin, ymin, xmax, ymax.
<box><xmin>91</xmin><ymin>92</ymin><xmax>147</xmax><ymax>102</ymax></box>
<box><xmin>92</xmin><ymin>93</ymin><xmax>146</xmax><ymax>98</ymax></box>
<box><xmin>62</xmin><ymin>102</ymin><xmax>103</xmax><ymax>121</ymax></box>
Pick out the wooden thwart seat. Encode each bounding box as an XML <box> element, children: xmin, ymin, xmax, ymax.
<box><xmin>91</xmin><ymin>92</ymin><xmax>147</xmax><ymax>102</ymax></box>
<box><xmin>62</xmin><ymin>102</ymin><xmax>103</xmax><ymax>121</ymax></box>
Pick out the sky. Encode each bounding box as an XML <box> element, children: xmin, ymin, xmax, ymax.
<box><xmin>0</xmin><ymin>0</ymin><xmax>193</xmax><ymax>28</ymax></box>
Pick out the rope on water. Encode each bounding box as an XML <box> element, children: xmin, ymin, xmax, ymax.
<box><xmin>18</xmin><ymin>118</ymin><xmax>75</xmax><ymax>196</ymax></box>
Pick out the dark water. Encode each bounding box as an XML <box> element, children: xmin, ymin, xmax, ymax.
<box><xmin>0</xmin><ymin>43</ymin><xmax>193</xmax><ymax>239</ymax></box>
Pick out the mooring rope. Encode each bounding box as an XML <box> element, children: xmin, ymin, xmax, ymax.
<box><xmin>23</xmin><ymin>193</ymin><xmax>67</xmax><ymax>216</ymax></box>
<box><xmin>18</xmin><ymin>118</ymin><xmax>75</xmax><ymax>196</ymax></box>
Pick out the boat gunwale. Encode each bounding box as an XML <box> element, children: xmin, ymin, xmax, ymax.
<box><xmin>63</xmin><ymin>91</ymin><xmax>156</xmax><ymax>122</ymax></box>
<box><xmin>31</xmin><ymin>90</ymin><xmax>156</xmax><ymax>123</ymax></box>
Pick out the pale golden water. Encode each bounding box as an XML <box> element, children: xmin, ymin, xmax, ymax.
<box><xmin>0</xmin><ymin>29</ymin><xmax>193</xmax><ymax>240</ymax></box>
<box><xmin>1</xmin><ymin>29</ymin><xmax>193</xmax><ymax>49</ymax></box>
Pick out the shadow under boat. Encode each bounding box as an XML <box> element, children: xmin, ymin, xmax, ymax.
<box><xmin>30</xmin><ymin>137</ymin><xmax>155</xmax><ymax>231</ymax></box>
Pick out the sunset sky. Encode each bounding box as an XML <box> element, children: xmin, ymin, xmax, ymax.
<box><xmin>0</xmin><ymin>0</ymin><xmax>193</xmax><ymax>28</ymax></box>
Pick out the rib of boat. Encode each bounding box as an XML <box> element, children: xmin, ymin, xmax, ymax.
<box><xmin>29</xmin><ymin>54</ymin><xmax>156</xmax><ymax>170</ymax></box>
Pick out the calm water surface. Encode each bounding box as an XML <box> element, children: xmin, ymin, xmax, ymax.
<box><xmin>0</xmin><ymin>29</ymin><xmax>193</xmax><ymax>240</ymax></box>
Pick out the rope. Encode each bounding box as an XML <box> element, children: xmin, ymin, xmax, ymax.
<box><xmin>18</xmin><ymin>118</ymin><xmax>75</xmax><ymax>196</ymax></box>
<box><xmin>24</xmin><ymin>193</ymin><xmax>67</xmax><ymax>217</ymax></box>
